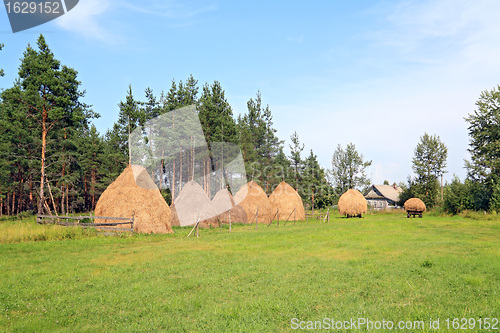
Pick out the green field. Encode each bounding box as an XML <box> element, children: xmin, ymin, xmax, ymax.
<box><xmin>1</xmin><ymin>212</ymin><xmax>499</xmax><ymax>332</ymax></box>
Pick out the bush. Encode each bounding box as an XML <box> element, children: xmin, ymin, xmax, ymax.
<box><xmin>443</xmin><ymin>176</ymin><xmax>472</xmax><ymax>214</ymax></box>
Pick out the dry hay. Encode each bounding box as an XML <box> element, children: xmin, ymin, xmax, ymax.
<box><xmin>404</xmin><ymin>198</ymin><xmax>426</xmax><ymax>212</ymax></box>
<box><xmin>170</xmin><ymin>181</ymin><xmax>219</xmax><ymax>227</ymax></box>
<box><xmin>233</xmin><ymin>181</ymin><xmax>273</xmax><ymax>224</ymax></box>
<box><xmin>338</xmin><ymin>189</ymin><xmax>367</xmax><ymax>218</ymax></box>
<box><xmin>212</xmin><ymin>189</ymin><xmax>248</xmax><ymax>223</ymax></box>
<box><xmin>268</xmin><ymin>181</ymin><xmax>305</xmax><ymax>221</ymax></box>
<box><xmin>94</xmin><ymin>164</ymin><xmax>172</xmax><ymax>233</ymax></box>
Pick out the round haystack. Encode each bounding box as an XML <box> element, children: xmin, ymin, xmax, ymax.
<box><xmin>268</xmin><ymin>181</ymin><xmax>305</xmax><ymax>221</ymax></box>
<box><xmin>212</xmin><ymin>189</ymin><xmax>248</xmax><ymax>224</ymax></box>
<box><xmin>404</xmin><ymin>198</ymin><xmax>426</xmax><ymax>212</ymax></box>
<box><xmin>94</xmin><ymin>164</ymin><xmax>172</xmax><ymax>233</ymax></box>
<box><xmin>338</xmin><ymin>189</ymin><xmax>367</xmax><ymax>218</ymax></box>
<box><xmin>170</xmin><ymin>181</ymin><xmax>219</xmax><ymax>227</ymax></box>
<box><xmin>234</xmin><ymin>181</ymin><xmax>273</xmax><ymax>224</ymax></box>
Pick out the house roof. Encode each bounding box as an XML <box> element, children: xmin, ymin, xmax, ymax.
<box><xmin>364</xmin><ymin>185</ymin><xmax>402</xmax><ymax>203</ymax></box>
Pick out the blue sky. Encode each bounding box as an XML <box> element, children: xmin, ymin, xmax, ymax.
<box><xmin>2</xmin><ymin>0</ymin><xmax>500</xmax><ymax>185</ymax></box>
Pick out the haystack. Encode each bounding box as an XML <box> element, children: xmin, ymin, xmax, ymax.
<box><xmin>94</xmin><ymin>164</ymin><xmax>172</xmax><ymax>233</ymax></box>
<box><xmin>404</xmin><ymin>198</ymin><xmax>426</xmax><ymax>212</ymax></box>
<box><xmin>338</xmin><ymin>189</ymin><xmax>367</xmax><ymax>218</ymax></box>
<box><xmin>268</xmin><ymin>181</ymin><xmax>305</xmax><ymax>221</ymax></box>
<box><xmin>212</xmin><ymin>189</ymin><xmax>248</xmax><ymax>223</ymax></box>
<box><xmin>170</xmin><ymin>181</ymin><xmax>218</xmax><ymax>227</ymax></box>
<box><xmin>234</xmin><ymin>181</ymin><xmax>273</xmax><ymax>224</ymax></box>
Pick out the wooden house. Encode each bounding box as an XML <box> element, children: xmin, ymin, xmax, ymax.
<box><xmin>364</xmin><ymin>184</ymin><xmax>403</xmax><ymax>209</ymax></box>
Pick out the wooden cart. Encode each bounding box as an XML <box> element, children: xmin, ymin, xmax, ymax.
<box><xmin>406</xmin><ymin>210</ymin><xmax>423</xmax><ymax>218</ymax></box>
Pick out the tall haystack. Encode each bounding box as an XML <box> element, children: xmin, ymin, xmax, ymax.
<box><xmin>170</xmin><ymin>181</ymin><xmax>218</xmax><ymax>227</ymax></box>
<box><xmin>212</xmin><ymin>189</ymin><xmax>248</xmax><ymax>224</ymax></box>
<box><xmin>338</xmin><ymin>189</ymin><xmax>367</xmax><ymax>218</ymax></box>
<box><xmin>95</xmin><ymin>165</ymin><xmax>172</xmax><ymax>233</ymax></box>
<box><xmin>234</xmin><ymin>181</ymin><xmax>273</xmax><ymax>224</ymax></box>
<box><xmin>404</xmin><ymin>198</ymin><xmax>426</xmax><ymax>212</ymax></box>
<box><xmin>268</xmin><ymin>181</ymin><xmax>305</xmax><ymax>221</ymax></box>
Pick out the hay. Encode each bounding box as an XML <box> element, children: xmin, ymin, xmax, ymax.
<box><xmin>404</xmin><ymin>198</ymin><xmax>426</xmax><ymax>212</ymax></box>
<box><xmin>170</xmin><ymin>181</ymin><xmax>219</xmax><ymax>227</ymax></box>
<box><xmin>338</xmin><ymin>189</ymin><xmax>367</xmax><ymax>217</ymax></box>
<box><xmin>268</xmin><ymin>181</ymin><xmax>305</xmax><ymax>221</ymax></box>
<box><xmin>212</xmin><ymin>189</ymin><xmax>248</xmax><ymax>223</ymax></box>
<box><xmin>95</xmin><ymin>164</ymin><xmax>172</xmax><ymax>233</ymax></box>
<box><xmin>233</xmin><ymin>181</ymin><xmax>273</xmax><ymax>224</ymax></box>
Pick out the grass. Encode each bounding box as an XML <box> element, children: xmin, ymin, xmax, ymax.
<box><xmin>0</xmin><ymin>216</ymin><xmax>101</xmax><ymax>243</ymax></box>
<box><xmin>0</xmin><ymin>211</ymin><xmax>499</xmax><ymax>332</ymax></box>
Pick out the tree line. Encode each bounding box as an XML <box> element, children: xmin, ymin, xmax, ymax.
<box><xmin>400</xmin><ymin>84</ymin><xmax>500</xmax><ymax>214</ymax></box>
<box><xmin>2</xmin><ymin>35</ymin><xmax>499</xmax><ymax>216</ymax></box>
<box><xmin>0</xmin><ymin>35</ymin><xmax>342</xmax><ymax>216</ymax></box>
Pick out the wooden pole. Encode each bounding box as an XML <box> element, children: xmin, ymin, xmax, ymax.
<box><xmin>46</xmin><ymin>181</ymin><xmax>58</xmax><ymax>219</ymax></box>
<box><xmin>267</xmin><ymin>208</ymin><xmax>279</xmax><ymax>227</ymax></box>
<box><xmin>248</xmin><ymin>207</ymin><xmax>259</xmax><ymax>229</ymax></box>
<box><xmin>284</xmin><ymin>207</ymin><xmax>296</xmax><ymax>225</ymax></box>
<box><xmin>256</xmin><ymin>206</ymin><xmax>258</xmax><ymax>230</ymax></box>
<box><xmin>187</xmin><ymin>218</ymin><xmax>201</xmax><ymax>238</ymax></box>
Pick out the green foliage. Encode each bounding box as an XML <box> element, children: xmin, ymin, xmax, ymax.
<box><xmin>238</xmin><ymin>91</ymin><xmax>283</xmax><ymax>193</ymax></box>
<box><xmin>301</xmin><ymin>149</ymin><xmax>334</xmax><ymax>209</ymax></box>
<box><xmin>464</xmin><ymin>85</ymin><xmax>500</xmax><ymax>211</ymax></box>
<box><xmin>412</xmin><ymin>133</ymin><xmax>448</xmax><ymax>179</ymax></box>
<box><xmin>288</xmin><ymin>131</ymin><xmax>304</xmax><ymax>190</ymax></box>
<box><xmin>160</xmin><ymin>188</ymin><xmax>172</xmax><ymax>206</ymax></box>
<box><xmin>1</xmin><ymin>35</ymin><xmax>97</xmax><ymax>215</ymax></box>
<box><xmin>409</xmin><ymin>133</ymin><xmax>448</xmax><ymax>208</ymax></box>
<box><xmin>465</xmin><ymin>85</ymin><xmax>500</xmax><ymax>181</ymax></box>
<box><xmin>198</xmin><ymin>81</ymin><xmax>238</xmax><ymax>145</ymax></box>
<box><xmin>330</xmin><ymin>143</ymin><xmax>372</xmax><ymax>195</ymax></box>
<box><xmin>443</xmin><ymin>176</ymin><xmax>472</xmax><ymax>214</ymax></box>
<box><xmin>398</xmin><ymin>175</ymin><xmax>440</xmax><ymax>208</ymax></box>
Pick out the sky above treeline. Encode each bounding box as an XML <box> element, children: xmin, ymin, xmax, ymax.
<box><xmin>1</xmin><ymin>0</ymin><xmax>500</xmax><ymax>185</ymax></box>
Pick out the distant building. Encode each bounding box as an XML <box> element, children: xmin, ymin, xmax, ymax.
<box><xmin>364</xmin><ymin>184</ymin><xmax>403</xmax><ymax>209</ymax></box>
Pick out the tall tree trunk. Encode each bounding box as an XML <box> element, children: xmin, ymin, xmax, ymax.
<box><xmin>172</xmin><ymin>159</ymin><xmax>176</xmax><ymax>200</ymax></box>
<box><xmin>179</xmin><ymin>151</ymin><xmax>183</xmax><ymax>191</ymax></box>
<box><xmin>91</xmin><ymin>166</ymin><xmax>96</xmax><ymax>210</ymax></box>
<box><xmin>60</xmin><ymin>128</ymin><xmax>67</xmax><ymax>215</ymax></box>
<box><xmin>17</xmin><ymin>179</ymin><xmax>24</xmax><ymax>214</ymax></box>
<box><xmin>38</xmin><ymin>109</ymin><xmax>48</xmax><ymax>215</ymax></box>
<box><xmin>6</xmin><ymin>192</ymin><xmax>10</xmax><ymax>215</ymax></box>
<box><xmin>11</xmin><ymin>191</ymin><xmax>15</xmax><ymax>215</ymax></box>
<box><xmin>29</xmin><ymin>173</ymin><xmax>33</xmax><ymax>211</ymax></box>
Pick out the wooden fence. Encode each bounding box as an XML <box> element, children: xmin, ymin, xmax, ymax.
<box><xmin>304</xmin><ymin>208</ymin><xmax>330</xmax><ymax>223</ymax></box>
<box><xmin>36</xmin><ymin>214</ymin><xmax>135</xmax><ymax>232</ymax></box>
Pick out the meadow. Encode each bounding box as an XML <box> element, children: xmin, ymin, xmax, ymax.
<box><xmin>0</xmin><ymin>211</ymin><xmax>499</xmax><ymax>332</ymax></box>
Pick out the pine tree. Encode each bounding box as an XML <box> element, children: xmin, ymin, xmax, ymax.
<box><xmin>289</xmin><ymin>131</ymin><xmax>304</xmax><ymax>191</ymax></box>
<box><xmin>198</xmin><ymin>81</ymin><xmax>239</xmax><ymax>193</ymax></box>
<box><xmin>15</xmin><ymin>35</ymin><xmax>95</xmax><ymax>215</ymax></box>
<box><xmin>108</xmin><ymin>85</ymin><xmax>143</xmax><ymax>165</ymax></box>
<box><xmin>238</xmin><ymin>91</ymin><xmax>283</xmax><ymax>192</ymax></box>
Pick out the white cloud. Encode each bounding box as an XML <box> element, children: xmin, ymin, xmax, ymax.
<box><xmin>121</xmin><ymin>1</ymin><xmax>217</xmax><ymax>19</ymax></box>
<box><xmin>56</xmin><ymin>0</ymin><xmax>116</xmax><ymax>43</ymax></box>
